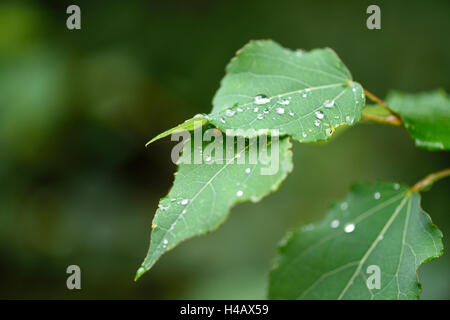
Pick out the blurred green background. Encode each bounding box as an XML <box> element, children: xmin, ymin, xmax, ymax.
<box><xmin>0</xmin><ymin>0</ymin><xmax>449</xmax><ymax>299</ymax></box>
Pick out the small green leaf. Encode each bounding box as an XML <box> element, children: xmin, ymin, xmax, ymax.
<box><xmin>387</xmin><ymin>90</ymin><xmax>450</xmax><ymax>150</ymax></box>
<box><xmin>269</xmin><ymin>182</ymin><xmax>443</xmax><ymax>299</ymax></box>
<box><xmin>362</xmin><ymin>105</ymin><xmax>392</xmax><ymax>117</ymax></box>
<box><xmin>137</xmin><ymin>132</ymin><xmax>293</xmax><ymax>279</ymax></box>
<box><xmin>208</xmin><ymin>40</ymin><xmax>365</xmax><ymax>142</ymax></box>
<box><xmin>145</xmin><ymin>115</ymin><xmax>209</xmax><ymax>146</ymax></box>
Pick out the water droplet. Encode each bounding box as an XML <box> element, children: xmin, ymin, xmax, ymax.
<box><xmin>314</xmin><ymin>119</ymin><xmax>321</xmax><ymax>127</ymax></box>
<box><xmin>302</xmin><ymin>133</ymin><xmax>307</xmax><ymax>138</ymax></box>
<box><xmin>295</xmin><ymin>49</ymin><xmax>303</xmax><ymax>57</ymax></box>
<box><xmin>182</xmin><ymin>209</ymin><xmax>187</xmax><ymax>214</ymax></box>
<box><xmin>379</xmin><ymin>234</ymin><xmax>384</xmax><ymax>240</ymax></box>
<box><xmin>180</xmin><ymin>199</ymin><xmax>189</xmax><ymax>205</ymax></box>
<box><xmin>254</xmin><ymin>94</ymin><xmax>271</xmax><ymax>105</ymax></box>
<box><xmin>236</xmin><ymin>190</ymin><xmax>243</xmax><ymax>197</ymax></box>
<box><xmin>331</xmin><ymin>219</ymin><xmax>340</xmax><ymax>228</ymax></box>
<box><xmin>236</xmin><ymin>107</ymin><xmax>243</xmax><ymax>112</ymax></box>
<box><xmin>277</xmin><ymin>99</ymin><xmax>290</xmax><ymax>106</ymax></box>
<box><xmin>220</xmin><ymin>117</ymin><xmax>226</xmax><ymax>124</ymax></box>
<box><xmin>225</xmin><ymin>109</ymin><xmax>236</xmax><ymax>117</ymax></box>
<box><xmin>315</xmin><ymin>111</ymin><xmax>324</xmax><ymax>119</ymax></box>
<box><xmin>302</xmin><ymin>93</ymin><xmax>307</xmax><ymax>98</ymax></box>
<box><xmin>308</xmin><ymin>128</ymin><xmax>312</xmax><ymax>132</ymax></box>
<box><xmin>340</xmin><ymin>202</ymin><xmax>348</xmax><ymax>210</ymax></box>
<box><xmin>289</xmin><ymin>111</ymin><xmax>295</xmax><ymax>116</ymax></box>
<box><xmin>345</xmin><ymin>116</ymin><xmax>353</xmax><ymax>124</ymax></box>
<box><xmin>263</xmin><ymin>108</ymin><xmax>269</xmax><ymax>114</ymax></box>
<box><xmin>374</xmin><ymin>192</ymin><xmax>381</xmax><ymax>200</ymax></box>
<box><xmin>257</xmin><ymin>114</ymin><xmax>264</xmax><ymax>120</ymax></box>
<box><xmin>394</xmin><ymin>183</ymin><xmax>400</xmax><ymax>190</ymax></box>
<box><xmin>344</xmin><ymin>223</ymin><xmax>355</xmax><ymax>233</ymax></box>
<box><xmin>205</xmin><ymin>156</ymin><xmax>212</xmax><ymax>162</ymax></box>
<box><xmin>352</xmin><ymin>87</ymin><xmax>357</xmax><ymax>92</ymax></box>
<box><xmin>245</xmin><ymin>168</ymin><xmax>251</xmax><ymax>174</ymax></box>
<box><xmin>276</xmin><ymin>107</ymin><xmax>285</xmax><ymax>114</ymax></box>
<box><xmin>163</xmin><ymin>239</ymin><xmax>168</xmax><ymax>245</ymax></box>
<box><xmin>253</xmin><ymin>107</ymin><xmax>259</xmax><ymax>113</ymax></box>
<box><xmin>324</xmin><ymin>99</ymin><xmax>335</xmax><ymax>108</ymax></box>
<box><xmin>305</xmin><ymin>88</ymin><xmax>311</xmax><ymax>92</ymax></box>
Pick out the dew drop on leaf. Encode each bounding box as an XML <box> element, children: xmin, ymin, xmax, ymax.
<box><xmin>225</xmin><ymin>109</ymin><xmax>236</xmax><ymax>117</ymax></box>
<box><xmin>324</xmin><ymin>99</ymin><xmax>335</xmax><ymax>108</ymax></box>
<box><xmin>331</xmin><ymin>219</ymin><xmax>340</xmax><ymax>228</ymax></box>
<box><xmin>344</xmin><ymin>223</ymin><xmax>355</xmax><ymax>233</ymax></box>
<box><xmin>276</xmin><ymin>107</ymin><xmax>285</xmax><ymax>114</ymax></box>
<box><xmin>254</xmin><ymin>94</ymin><xmax>271</xmax><ymax>105</ymax></box>
<box><xmin>315</xmin><ymin>111</ymin><xmax>324</xmax><ymax>119</ymax></box>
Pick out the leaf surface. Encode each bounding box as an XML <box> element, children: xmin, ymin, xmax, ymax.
<box><xmin>387</xmin><ymin>90</ymin><xmax>450</xmax><ymax>150</ymax></box>
<box><xmin>137</xmin><ymin>132</ymin><xmax>293</xmax><ymax>279</ymax></box>
<box><xmin>208</xmin><ymin>40</ymin><xmax>365</xmax><ymax>142</ymax></box>
<box><xmin>269</xmin><ymin>182</ymin><xmax>443</xmax><ymax>299</ymax></box>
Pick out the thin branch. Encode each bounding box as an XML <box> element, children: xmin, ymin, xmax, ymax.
<box><xmin>363</xmin><ymin>88</ymin><xmax>403</xmax><ymax>126</ymax></box>
<box><xmin>363</xmin><ymin>88</ymin><xmax>390</xmax><ymax>110</ymax></box>
<box><xmin>411</xmin><ymin>168</ymin><xmax>450</xmax><ymax>192</ymax></box>
<box><xmin>361</xmin><ymin>113</ymin><xmax>402</xmax><ymax>126</ymax></box>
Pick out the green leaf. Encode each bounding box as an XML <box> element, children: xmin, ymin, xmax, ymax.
<box><xmin>208</xmin><ymin>40</ymin><xmax>365</xmax><ymax>142</ymax></box>
<box><xmin>362</xmin><ymin>105</ymin><xmax>392</xmax><ymax>117</ymax></box>
<box><xmin>145</xmin><ymin>115</ymin><xmax>209</xmax><ymax>146</ymax></box>
<box><xmin>136</xmin><ymin>131</ymin><xmax>293</xmax><ymax>279</ymax></box>
<box><xmin>387</xmin><ymin>90</ymin><xmax>450</xmax><ymax>150</ymax></box>
<box><xmin>269</xmin><ymin>182</ymin><xmax>443</xmax><ymax>299</ymax></box>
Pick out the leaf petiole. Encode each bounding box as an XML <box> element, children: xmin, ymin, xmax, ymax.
<box><xmin>411</xmin><ymin>168</ymin><xmax>450</xmax><ymax>192</ymax></box>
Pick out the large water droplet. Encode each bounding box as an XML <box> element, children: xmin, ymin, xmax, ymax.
<box><xmin>374</xmin><ymin>192</ymin><xmax>381</xmax><ymax>200</ymax></box>
<box><xmin>225</xmin><ymin>109</ymin><xmax>236</xmax><ymax>117</ymax></box>
<box><xmin>236</xmin><ymin>190</ymin><xmax>244</xmax><ymax>197</ymax></box>
<box><xmin>277</xmin><ymin>99</ymin><xmax>290</xmax><ymax>106</ymax></box>
<box><xmin>254</xmin><ymin>94</ymin><xmax>271</xmax><ymax>105</ymax></box>
<box><xmin>344</xmin><ymin>223</ymin><xmax>355</xmax><ymax>233</ymax></box>
<box><xmin>163</xmin><ymin>239</ymin><xmax>168</xmax><ymax>245</ymax></box>
<box><xmin>276</xmin><ymin>107</ymin><xmax>285</xmax><ymax>114</ymax></box>
<box><xmin>315</xmin><ymin>111</ymin><xmax>324</xmax><ymax>119</ymax></box>
<box><xmin>324</xmin><ymin>99</ymin><xmax>335</xmax><ymax>108</ymax></box>
<box><xmin>245</xmin><ymin>168</ymin><xmax>251</xmax><ymax>174</ymax></box>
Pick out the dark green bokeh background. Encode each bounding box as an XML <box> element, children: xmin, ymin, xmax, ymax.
<box><xmin>0</xmin><ymin>0</ymin><xmax>449</xmax><ymax>299</ymax></box>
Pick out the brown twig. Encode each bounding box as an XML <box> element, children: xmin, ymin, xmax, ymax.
<box><xmin>411</xmin><ymin>168</ymin><xmax>450</xmax><ymax>192</ymax></box>
<box><xmin>361</xmin><ymin>113</ymin><xmax>402</xmax><ymax>126</ymax></box>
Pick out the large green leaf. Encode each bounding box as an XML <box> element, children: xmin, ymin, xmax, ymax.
<box><xmin>387</xmin><ymin>90</ymin><xmax>450</xmax><ymax>150</ymax></box>
<box><xmin>136</xmin><ymin>130</ymin><xmax>293</xmax><ymax>279</ymax></box>
<box><xmin>208</xmin><ymin>40</ymin><xmax>365</xmax><ymax>142</ymax></box>
<box><xmin>269</xmin><ymin>182</ymin><xmax>443</xmax><ymax>299</ymax></box>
